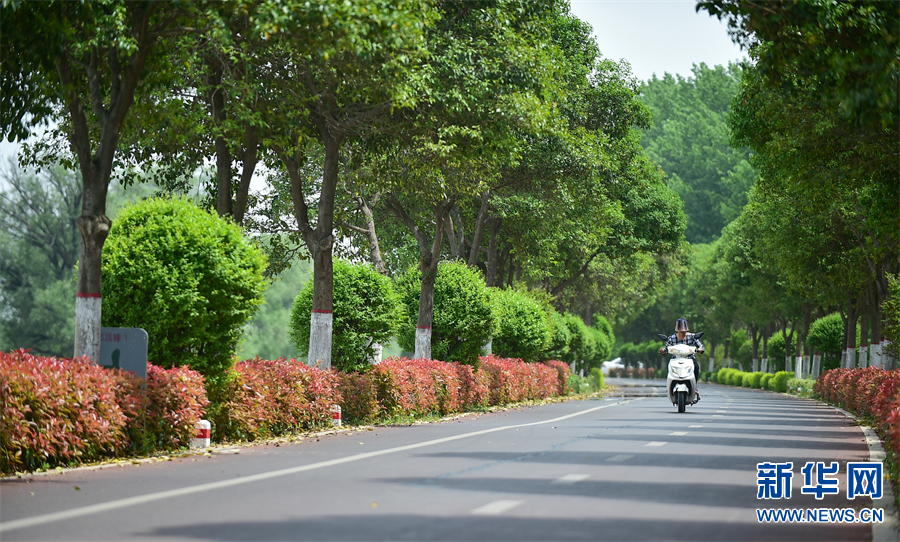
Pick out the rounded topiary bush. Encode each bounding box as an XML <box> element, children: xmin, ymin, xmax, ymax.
<box><xmin>491</xmin><ymin>288</ymin><xmax>551</xmax><ymax>362</ymax></box>
<box><xmin>766</xmin><ymin>331</ymin><xmax>786</xmax><ymax>372</ymax></box>
<box><xmin>760</xmin><ymin>373</ymin><xmax>773</xmax><ymax>390</ymax></box>
<box><xmin>397</xmin><ymin>261</ymin><xmax>494</xmax><ymax>364</ymax></box>
<box><xmin>807</xmin><ymin>312</ymin><xmax>844</xmax><ymax>371</ymax></box>
<box><xmin>289</xmin><ymin>259</ymin><xmax>401</xmax><ymax>372</ymax></box>
<box><xmin>103</xmin><ymin>197</ymin><xmax>266</xmax><ymax>385</ymax></box>
<box><xmin>563</xmin><ymin>313</ymin><xmax>596</xmax><ymax>372</ymax></box>
<box><xmin>544</xmin><ymin>310</ymin><xmax>572</xmax><ymax>361</ymax></box>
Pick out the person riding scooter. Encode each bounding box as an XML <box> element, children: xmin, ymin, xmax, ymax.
<box><xmin>659</xmin><ymin>318</ymin><xmax>705</xmax><ymax>400</ymax></box>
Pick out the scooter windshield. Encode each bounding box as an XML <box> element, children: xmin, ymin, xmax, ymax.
<box><xmin>668</xmin><ymin>344</ymin><xmax>695</xmax><ymax>357</ymax></box>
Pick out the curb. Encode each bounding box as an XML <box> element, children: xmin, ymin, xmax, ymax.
<box><xmin>831</xmin><ymin>405</ymin><xmax>900</xmax><ymax>542</ymax></box>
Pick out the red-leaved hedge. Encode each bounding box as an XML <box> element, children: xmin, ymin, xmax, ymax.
<box><xmin>0</xmin><ymin>350</ymin><xmax>208</xmax><ymax>474</ymax></box>
<box><xmin>338</xmin><ymin>357</ymin><xmax>567</xmax><ymax>424</ymax></box>
<box><xmin>211</xmin><ymin>357</ymin><xmax>339</xmax><ymax>441</ymax></box>
<box><xmin>814</xmin><ymin>367</ymin><xmax>900</xmax><ymax>456</ymax></box>
<box><xmin>479</xmin><ymin>355</ymin><xmax>562</xmax><ymax>405</ymax></box>
<box><xmin>3</xmin><ymin>350</ymin><xmax>573</xmax><ymax>473</ymax></box>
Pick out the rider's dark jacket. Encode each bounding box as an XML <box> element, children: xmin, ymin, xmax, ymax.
<box><xmin>663</xmin><ymin>332</ymin><xmax>705</xmax><ymax>360</ymax></box>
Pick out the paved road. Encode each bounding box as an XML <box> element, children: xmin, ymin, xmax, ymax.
<box><xmin>0</xmin><ymin>382</ymin><xmax>880</xmax><ymax>541</ymax></box>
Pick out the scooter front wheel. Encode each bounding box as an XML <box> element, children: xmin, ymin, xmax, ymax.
<box><xmin>677</xmin><ymin>391</ymin><xmax>686</xmax><ymax>413</ymax></box>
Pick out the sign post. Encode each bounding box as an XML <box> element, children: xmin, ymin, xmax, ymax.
<box><xmin>98</xmin><ymin>327</ymin><xmax>149</xmax><ymax>379</ymax></box>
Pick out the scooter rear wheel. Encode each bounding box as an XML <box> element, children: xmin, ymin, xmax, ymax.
<box><xmin>677</xmin><ymin>391</ymin><xmax>686</xmax><ymax>413</ymax></box>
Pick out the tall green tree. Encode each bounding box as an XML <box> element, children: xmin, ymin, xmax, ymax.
<box><xmin>1</xmin><ymin>1</ymin><xmax>203</xmax><ymax>362</ymax></box>
<box><xmin>0</xmin><ymin>164</ymin><xmax>80</xmax><ymax>356</ymax></box>
<box><xmin>639</xmin><ymin>63</ymin><xmax>755</xmax><ymax>243</ymax></box>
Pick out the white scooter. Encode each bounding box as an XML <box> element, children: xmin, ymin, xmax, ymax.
<box><xmin>657</xmin><ymin>332</ymin><xmax>703</xmax><ymax>413</ymax></box>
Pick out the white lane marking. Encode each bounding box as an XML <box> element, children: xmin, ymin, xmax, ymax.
<box><xmin>645</xmin><ymin>441</ymin><xmax>668</xmax><ymax>447</ymax></box>
<box><xmin>605</xmin><ymin>454</ymin><xmax>633</xmax><ymax>462</ymax></box>
<box><xmin>713</xmin><ymin>415</ymin><xmax>724</xmax><ymax>417</ymax></box>
<box><xmin>0</xmin><ymin>399</ymin><xmax>637</xmax><ymax>534</ymax></box>
<box><xmin>552</xmin><ymin>474</ymin><xmax>589</xmax><ymax>484</ymax></box>
<box><xmin>716</xmin><ymin>410</ymin><xmax>728</xmax><ymax>413</ymax></box>
<box><xmin>669</xmin><ymin>431</ymin><xmax>688</xmax><ymax>436</ymax></box>
<box><xmin>689</xmin><ymin>425</ymin><xmax>703</xmax><ymax>428</ymax></box>
<box><xmin>471</xmin><ymin>500</ymin><xmax>523</xmax><ymax>515</ymax></box>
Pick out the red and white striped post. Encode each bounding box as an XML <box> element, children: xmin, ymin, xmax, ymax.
<box><xmin>191</xmin><ymin>420</ymin><xmax>211</xmax><ymax>448</ymax></box>
<box><xmin>331</xmin><ymin>405</ymin><xmax>342</xmax><ymax>427</ymax></box>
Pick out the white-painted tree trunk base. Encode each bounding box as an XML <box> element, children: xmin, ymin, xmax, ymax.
<box><xmin>752</xmin><ymin>358</ymin><xmax>759</xmax><ymax>372</ymax></box>
<box><xmin>801</xmin><ymin>355</ymin><xmax>810</xmax><ymax>379</ymax></box>
<box><xmin>481</xmin><ymin>337</ymin><xmax>492</xmax><ymax>356</ymax></box>
<box><xmin>883</xmin><ymin>341</ymin><xmax>896</xmax><ymax>370</ymax></box>
<box><xmin>707</xmin><ymin>358</ymin><xmax>714</xmax><ymax>372</ymax></box>
<box><xmin>785</xmin><ymin>355</ymin><xmax>792</xmax><ymax>373</ymax></box>
<box><xmin>74</xmin><ymin>296</ymin><xmax>102</xmax><ymax>362</ymax></box>
<box><xmin>812</xmin><ymin>354</ymin><xmax>821</xmax><ymax>379</ymax></box>
<box><xmin>366</xmin><ymin>340</ymin><xmax>383</xmax><ymax>364</ymax></box>
<box><xmin>307</xmin><ymin>311</ymin><xmax>333</xmax><ymax>369</ymax></box>
<box><xmin>871</xmin><ymin>341</ymin><xmax>882</xmax><ymax>368</ymax></box>
<box><xmin>846</xmin><ymin>347</ymin><xmax>856</xmax><ymax>369</ymax></box>
<box><xmin>415</xmin><ymin>327</ymin><xmax>431</xmax><ymax>360</ymax></box>
<box><xmin>762</xmin><ymin>358</ymin><xmax>769</xmax><ymax>373</ymax></box>
<box><xmin>859</xmin><ymin>345</ymin><xmax>869</xmax><ymax>368</ymax></box>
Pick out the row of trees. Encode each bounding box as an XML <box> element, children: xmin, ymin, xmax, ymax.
<box><xmin>626</xmin><ymin>1</ymin><xmax>898</xmax><ymax>372</ymax></box>
<box><xmin>1</xmin><ymin>0</ymin><xmax>685</xmax><ymax>367</ymax></box>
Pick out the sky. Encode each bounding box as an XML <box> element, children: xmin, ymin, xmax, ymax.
<box><xmin>569</xmin><ymin>0</ymin><xmax>746</xmax><ymax>82</ymax></box>
<box><xmin>1</xmin><ymin>1</ymin><xmax>746</xmax><ymax>165</ymax></box>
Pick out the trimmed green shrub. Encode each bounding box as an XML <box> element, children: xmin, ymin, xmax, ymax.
<box><xmin>289</xmin><ymin>259</ymin><xmax>401</xmax><ymax>372</ymax></box>
<box><xmin>589</xmin><ymin>367</ymin><xmax>605</xmax><ymax>389</ymax></box>
<box><xmin>563</xmin><ymin>313</ymin><xmax>596</xmax><ymax>373</ymax></box>
<box><xmin>772</xmin><ymin>371</ymin><xmax>793</xmax><ymax>392</ymax></box>
<box><xmin>592</xmin><ymin>315</ymin><xmax>615</xmax><ymax>362</ymax></box>
<box><xmin>748</xmin><ymin>371</ymin><xmax>764</xmax><ymax>388</ymax></box>
<box><xmin>544</xmin><ymin>310</ymin><xmax>572</xmax><ymax>361</ymax></box>
<box><xmin>807</xmin><ymin>313</ymin><xmax>844</xmax><ymax>371</ymax></box>
<box><xmin>729</xmin><ymin>370</ymin><xmax>746</xmax><ymax>386</ymax></box>
<box><xmin>103</xmin><ymin>197</ymin><xmax>267</xmax><ymax>384</ymax></box>
<box><xmin>760</xmin><ymin>373</ymin><xmax>774</xmax><ymax>390</ymax></box>
<box><xmin>397</xmin><ymin>261</ymin><xmax>494</xmax><ymax>364</ymax></box>
<box><xmin>491</xmin><ymin>288</ymin><xmax>552</xmax><ymax>362</ymax></box>
<box><xmin>767</xmin><ymin>332</ymin><xmax>786</xmax><ymax>372</ymax></box>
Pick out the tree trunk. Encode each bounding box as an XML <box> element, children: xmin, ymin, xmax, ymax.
<box><xmin>357</xmin><ymin>194</ymin><xmax>388</xmax><ymax>275</ymax></box>
<box><xmin>233</xmin><ymin>126</ymin><xmax>259</xmax><ymax>226</ymax></box>
<box><xmin>57</xmin><ymin>13</ymin><xmax>156</xmax><ymax>361</ymax></box>
<box><xmin>859</xmin><ymin>289</ymin><xmax>870</xmax><ymax>368</ymax></box>
<box><xmin>384</xmin><ymin>193</ymin><xmax>450</xmax><ymax>360</ymax></box>
<box><xmin>304</xmin><ymin>132</ymin><xmax>341</xmax><ymax>368</ymax></box>
<box><xmin>468</xmin><ymin>191</ymin><xmax>491</xmax><ymax>267</ymax></box>
<box><xmin>485</xmin><ymin>218</ymin><xmax>501</xmax><ymax>287</ymax></box>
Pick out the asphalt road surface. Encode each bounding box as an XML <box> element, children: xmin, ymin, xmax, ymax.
<box><xmin>0</xmin><ymin>381</ymin><xmax>882</xmax><ymax>541</ymax></box>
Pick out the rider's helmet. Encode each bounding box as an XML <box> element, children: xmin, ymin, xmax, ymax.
<box><xmin>675</xmin><ymin>318</ymin><xmax>689</xmax><ymax>332</ymax></box>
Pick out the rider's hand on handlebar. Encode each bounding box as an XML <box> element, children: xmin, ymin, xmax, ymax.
<box><xmin>659</xmin><ymin>347</ymin><xmax>666</xmax><ymax>355</ymax></box>
<box><xmin>697</xmin><ymin>349</ymin><xmax>705</xmax><ymax>355</ymax></box>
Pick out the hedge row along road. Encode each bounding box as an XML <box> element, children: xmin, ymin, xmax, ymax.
<box><xmin>0</xmin><ymin>386</ymin><xmax>884</xmax><ymax>542</ymax></box>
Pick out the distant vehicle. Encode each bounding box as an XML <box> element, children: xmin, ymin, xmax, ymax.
<box><xmin>600</xmin><ymin>358</ymin><xmax>625</xmax><ymax>375</ymax></box>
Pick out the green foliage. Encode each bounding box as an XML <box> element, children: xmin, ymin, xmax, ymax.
<box><xmin>491</xmin><ymin>288</ymin><xmax>551</xmax><ymax>362</ymax></box>
<box><xmin>289</xmin><ymin>259</ymin><xmax>401</xmax><ymax>372</ymax></box>
<box><xmin>639</xmin><ymin>63</ymin><xmax>755</xmax><ymax>243</ymax></box>
<box><xmin>0</xmin><ymin>165</ymin><xmax>80</xmax><ymax>357</ymax></box>
<box><xmin>760</xmin><ymin>373</ymin><xmax>773</xmax><ymax>390</ymax></box>
<box><xmin>735</xmin><ymin>341</ymin><xmax>752</xmax><ymax>371</ymax></box>
<box><xmin>767</xmin><ymin>331</ymin><xmax>786</xmax><ymax>371</ymax></box>
<box><xmin>590</xmin><ymin>367</ymin><xmax>605</xmax><ymax>389</ymax></box>
<box><xmin>772</xmin><ymin>371</ymin><xmax>793</xmax><ymax>393</ymax></box>
<box><xmin>238</xmin><ymin>261</ymin><xmax>309</xmax><ymax>361</ymax></box>
<box><xmin>544</xmin><ymin>310</ymin><xmax>572</xmax><ymax>361</ymax></box>
<box><xmin>884</xmin><ymin>275</ymin><xmax>900</xmax><ymax>359</ymax></box>
<box><xmin>102</xmin><ymin>198</ymin><xmax>267</xmax><ymax>384</ymax></box>
<box><xmin>397</xmin><ymin>261</ymin><xmax>494</xmax><ymax>364</ymax></box>
<box><xmin>807</xmin><ymin>312</ymin><xmax>844</xmax><ymax>355</ymax></box>
<box><xmin>787</xmin><ymin>377</ymin><xmax>817</xmax><ymax>399</ymax></box>
<box><xmin>592</xmin><ymin>315</ymin><xmax>615</xmax><ymax>361</ymax></box>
